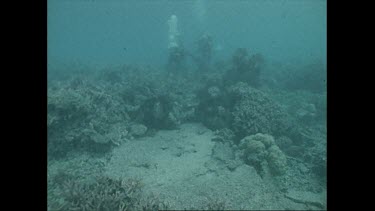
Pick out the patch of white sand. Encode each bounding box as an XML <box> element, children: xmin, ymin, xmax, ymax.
<box><xmin>105</xmin><ymin>123</ymin><xmax>319</xmax><ymax>210</ymax></box>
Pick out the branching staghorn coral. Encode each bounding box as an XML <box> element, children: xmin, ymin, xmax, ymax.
<box><xmin>49</xmin><ymin>176</ymin><xmax>145</xmax><ymax>211</ymax></box>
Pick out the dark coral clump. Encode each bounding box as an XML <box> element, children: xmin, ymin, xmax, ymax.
<box><xmin>167</xmin><ymin>46</ymin><xmax>187</xmax><ymax>73</ymax></box>
<box><xmin>228</xmin><ymin>82</ymin><xmax>294</xmax><ymax>140</ymax></box>
<box><xmin>136</xmin><ymin>94</ymin><xmax>181</xmax><ymax>129</ymax></box>
<box><xmin>224</xmin><ymin>48</ymin><xmax>264</xmax><ymax>87</ymax></box>
<box><xmin>193</xmin><ymin>34</ymin><xmax>214</xmax><ymax>71</ymax></box>
<box><xmin>196</xmin><ymin>85</ymin><xmax>232</xmax><ymax>130</ymax></box>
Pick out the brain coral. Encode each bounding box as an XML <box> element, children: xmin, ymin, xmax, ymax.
<box><xmin>239</xmin><ymin>133</ymin><xmax>287</xmax><ymax>176</ymax></box>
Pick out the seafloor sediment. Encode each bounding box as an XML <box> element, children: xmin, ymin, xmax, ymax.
<box><xmin>47</xmin><ymin>62</ymin><xmax>326</xmax><ymax>210</ymax></box>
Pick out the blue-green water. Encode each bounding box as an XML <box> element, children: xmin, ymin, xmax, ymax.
<box><xmin>48</xmin><ymin>0</ymin><xmax>326</xmax><ymax>67</ymax></box>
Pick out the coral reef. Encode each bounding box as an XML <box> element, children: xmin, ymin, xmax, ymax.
<box><xmin>295</xmin><ymin>103</ymin><xmax>317</xmax><ymax>125</ymax></box>
<box><xmin>47</xmin><ymin>22</ymin><xmax>327</xmax><ymax>207</ymax></box>
<box><xmin>192</xmin><ymin>34</ymin><xmax>213</xmax><ymax>71</ymax></box>
<box><xmin>298</xmin><ymin>127</ymin><xmax>327</xmax><ymax>181</ymax></box>
<box><xmin>47</xmin><ymin>57</ymin><xmax>326</xmax><ymax>209</ymax></box>
<box><xmin>129</xmin><ymin>123</ymin><xmax>148</xmax><ymax>137</ymax></box>
<box><xmin>224</xmin><ymin>48</ymin><xmax>264</xmax><ymax>87</ymax></box>
<box><xmin>137</xmin><ymin>194</ymin><xmax>170</xmax><ymax>211</ymax></box>
<box><xmin>267</xmin><ymin>145</ymin><xmax>288</xmax><ymax>175</ymax></box>
<box><xmin>239</xmin><ymin>133</ymin><xmax>287</xmax><ymax>177</ymax></box>
<box><xmin>48</xmin><ymin>162</ymin><xmax>170</xmax><ymax>211</ymax></box>
<box><xmin>261</xmin><ymin>60</ymin><xmax>326</xmax><ymax>94</ymax></box>
<box><xmin>48</xmin><ymin>176</ymin><xmax>144</xmax><ymax>211</ymax></box>
<box><xmin>211</xmin><ymin>128</ymin><xmax>235</xmax><ymax>144</ymax></box>
<box><xmin>48</xmin><ymin>64</ymin><xmax>200</xmax><ymax>159</ymax></box>
<box><xmin>228</xmin><ymin>82</ymin><xmax>294</xmax><ymax>140</ymax></box>
<box><xmin>283</xmin><ymin>62</ymin><xmax>326</xmax><ymax>93</ymax></box>
<box><xmin>197</xmin><ymin>82</ymin><xmax>295</xmax><ymax>141</ymax></box>
<box><xmin>136</xmin><ymin>95</ymin><xmax>182</xmax><ymax>129</ymax></box>
<box><xmin>196</xmin><ymin>85</ymin><xmax>231</xmax><ymax>130</ymax></box>
<box><xmin>47</xmin><ymin>78</ymin><xmax>130</xmax><ymax>159</ymax></box>
<box><xmin>267</xmin><ymin>89</ymin><xmax>326</xmax><ymax>127</ymax></box>
<box><xmin>167</xmin><ymin>46</ymin><xmax>187</xmax><ymax>73</ymax></box>
<box><xmin>203</xmin><ymin>197</ymin><xmax>227</xmax><ymax>210</ymax></box>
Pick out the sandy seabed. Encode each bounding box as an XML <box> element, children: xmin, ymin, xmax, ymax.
<box><xmin>48</xmin><ymin>123</ymin><xmax>326</xmax><ymax>210</ymax></box>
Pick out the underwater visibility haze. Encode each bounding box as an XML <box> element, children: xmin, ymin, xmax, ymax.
<box><xmin>48</xmin><ymin>0</ymin><xmax>327</xmax><ymax>210</ymax></box>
